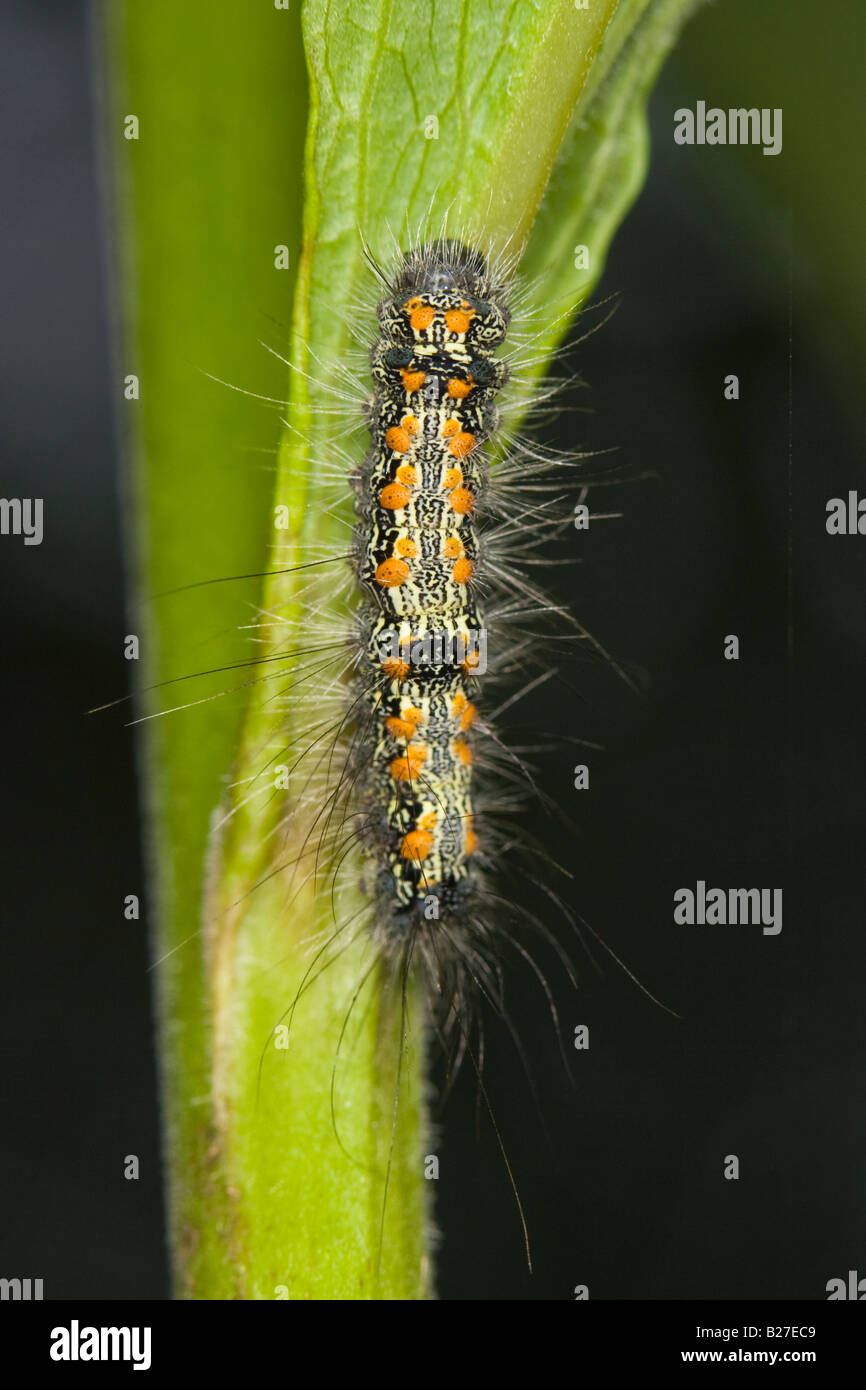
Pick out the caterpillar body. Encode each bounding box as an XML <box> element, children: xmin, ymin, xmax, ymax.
<box><xmin>262</xmin><ymin>227</ymin><xmax>610</xmax><ymax>1046</ymax></box>
<box><xmin>133</xmin><ymin>230</ymin><xmax>617</xmax><ymax>1051</ymax></box>
<box><xmin>121</xmin><ymin>230</ymin><xmax>636</xmax><ymax>1279</ymax></box>
<box><xmin>356</xmin><ymin>241</ymin><xmax>508</xmax><ymax>927</ymax></box>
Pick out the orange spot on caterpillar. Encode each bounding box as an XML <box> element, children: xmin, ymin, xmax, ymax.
<box><xmin>445</xmin><ymin>305</ymin><xmax>474</xmax><ymax>335</ymax></box>
<box><xmin>459</xmin><ymin>701</ymin><xmax>477</xmax><ymax>731</ymax></box>
<box><xmin>461</xmin><ymin>650</ymin><xmax>481</xmax><ymax>675</ymax></box>
<box><xmin>400</xmin><ymin>828</ymin><xmax>433</xmax><ymax>862</ymax></box>
<box><xmin>375</xmin><ymin>557</ymin><xmax>410</xmax><ymax>587</ymax></box>
<box><xmin>381</xmin><ymin>658</ymin><xmax>410</xmax><ymax>681</ymax></box>
<box><xmin>464</xmin><ymin>826</ymin><xmax>479</xmax><ymax>855</ymax></box>
<box><xmin>443</xmin><ymin>467</ymin><xmax>463</xmax><ymax>489</ymax></box>
<box><xmin>452</xmin><ymin>737</ymin><xmax>473</xmax><ymax>766</ymax></box>
<box><xmin>451</xmin><ymin>692</ymin><xmax>467</xmax><ymax>716</ymax></box>
<box><xmin>449</xmin><ymin>431</ymin><xmax>476</xmax><ymax>459</ymax></box>
<box><xmin>385</xmin><ymin>426</ymin><xmax>411</xmax><ymax>454</ymax></box>
<box><xmin>389</xmin><ymin>747</ymin><xmax>427</xmax><ymax>782</ymax></box>
<box><xmin>442</xmin><ymin>536</ymin><xmax>463</xmax><ymax>558</ymax></box>
<box><xmin>400</xmin><ymin>368</ymin><xmax>426</xmax><ymax>392</ymax></box>
<box><xmin>449</xmin><ymin>486</ymin><xmax>474</xmax><ymax>515</ymax></box>
<box><xmin>385</xmin><ymin>713</ymin><xmax>421</xmax><ymax>740</ymax></box>
<box><xmin>396</xmin><ymin>463</ymin><xmax>418</xmax><ymax>486</ymax></box>
<box><xmin>442</xmin><ymin>418</ymin><xmax>460</xmax><ymax>438</ymax></box>
<box><xmin>396</xmin><ymin>537</ymin><xmax>418</xmax><ymax>558</ymax></box>
<box><xmin>379</xmin><ymin>482</ymin><xmax>411</xmax><ymax>510</ymax></box>
<box><xmin>447</xmin><ymin>376</ymin><xmax>473</xmax><ymax>399</ymax></box>
<box><xmin>405</xmin><ymin>297</ymin><xmax>435</xmax><ymax>332</ymax></box>
<box><xmin>452</xmin><ymin>557</ymin><xmax>474</xmax><ymax>584</ymax></box>
<box><xmin>385</xmin><ymin>414</ymin><xmax>420</xmax><ymax>454</ymax></box>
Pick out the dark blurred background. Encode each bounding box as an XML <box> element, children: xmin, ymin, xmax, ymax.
<box><xmin>1</xmin><ymin>0</ymin><xmax>864</xmax><ymax>1299</ymax></box>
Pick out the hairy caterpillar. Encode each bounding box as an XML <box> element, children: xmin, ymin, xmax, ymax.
<box><xmin>341</xmin><ymin>235</ymin><xmax>636</xmax><ymax>1047</ymax></box>
<box><xmin>357</xmin><ymin>241</ymin><xmax>506</xmax><ymax>944</ymax></box>
<box><xmin>138</xmin><ymin>229</ymin><xmax>629</xmax><ymax>1074</ymax></box>
<box><xmin>264</xmin><ymin>228</ymin><xmax>616</xmax><ymax>1073</ymax></box>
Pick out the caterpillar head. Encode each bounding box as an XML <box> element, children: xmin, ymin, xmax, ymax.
<box><xmin>378</xmin><ymin>241</ymin><xmax>510</xmax><ymax>351</ymax></box>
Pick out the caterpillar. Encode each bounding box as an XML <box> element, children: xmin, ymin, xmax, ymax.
<box><xmin>189</xmin><ymin>229</ymin><xmax>613</xmax><ymax>1048</ymax></box>
<box><xmin>356</xmin><ymin>239</ymin><xmax>506</xmax><ymax>939</ymax></box>
<box><xmin>314</xmin><ymin>228</ymin><xmax>609</xmax><ymax>1068</ymax></box>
